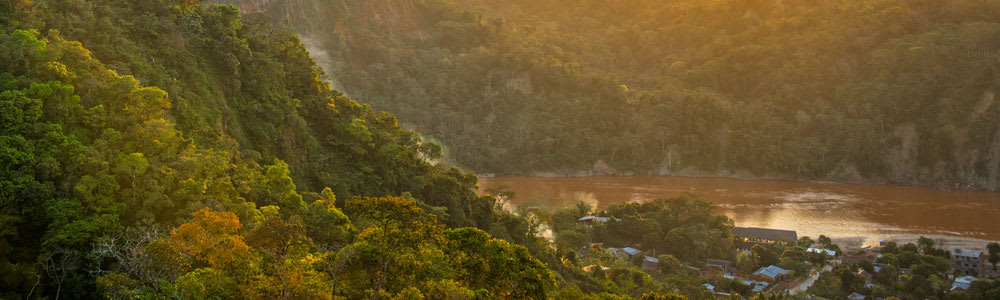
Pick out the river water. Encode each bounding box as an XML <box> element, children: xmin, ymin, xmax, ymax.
<box><xmin>478</xmin><ymin>176</ymin><xmax>1000</xmax><ymax>247</ymax></box>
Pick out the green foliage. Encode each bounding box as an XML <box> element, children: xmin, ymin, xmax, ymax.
<box><xmin>236</xmin><ymin>0</ymin><xmax>1000</xmax><ymax>190</ymax></box>
<box><xmin>7</xmin><ymin>0</ymin><xmax>994</xmax><ymax>299</ymax></box>
<box><xmin>442</xmin><ymin>227</ymin><xmax>556</xmax><ymax>299</ymax></box>
<box><xmin>0</xmin><ymin>1</ymin><xmax>522</xmax><ymax>298</ymax></box>
<box><xmin>638</xmin><ymin>292</ymin><xmax>688</xmax><ymax>300</ymax></box>
<box><xmin>593</xmin><ymin>194</ymin><xmax>733</xmax><ymax>262</ymax></box>
<box><xmin>987</xmin><ymin>242</ymin><xmax>1000</xmax><ymax>270</ymax></box>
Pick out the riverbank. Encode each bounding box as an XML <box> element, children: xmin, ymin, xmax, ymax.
<box><xmin>479</xmin><ymin>176</ymin><xmax>1000</xmax><ymax>242</ymax></box>
<box><xmin>832</xmin><ymin>234</ymin><xmax>998</xmax><ymax>251</ymax></box>
<box><xmin>476</xmin><ymin>168</ymin><xmax>999</xmax><ymax>193</ymax></box>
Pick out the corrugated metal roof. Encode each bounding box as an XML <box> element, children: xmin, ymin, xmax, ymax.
<box><xmin>753</xmin><ymin>265</ymin><xmax>790</xmax><ymax>278</ymax></box>
<box><xmin>733</xmin><ymin>227</ymin><xmax>798</xmax><ymax>242</ymax></box>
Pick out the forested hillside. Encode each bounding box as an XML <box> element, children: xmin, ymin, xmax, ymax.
<box><xmin>0</xmin><ymin>0</ymin><xmax>749</xmax><ymax>299</ymax></box>
<box><xmin>0</xmin><ymin>0</ymin><xmax>546</xmax><ymax>298</ymax></box>
<box><xmin>228</xmin><ymin>0</ymin><xmax>1000</xmax><ymax>190</ymax></box>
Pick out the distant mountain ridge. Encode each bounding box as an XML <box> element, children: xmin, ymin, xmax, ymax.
<box><xmin>228</xmin><ymin>0</ymin><xmax>1000</xmax><ymax>191</ymax></box>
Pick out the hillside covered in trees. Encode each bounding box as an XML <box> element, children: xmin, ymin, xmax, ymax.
<box><xmin>0</xmin><ymin>0</ymin><xmax>763</xmax><ymax>299</ymax></box>
<box><xmin>227</xmin><ymin>0</ymin><xmax>1000</xmax><ymax>190</ymax></box>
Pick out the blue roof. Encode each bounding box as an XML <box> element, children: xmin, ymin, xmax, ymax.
<box><xmin>753</xmin><ymin>265</ymin><xmax>790</xmax><ymax>278</ymax></box>
<box><xmin>622</xmin><ymin>247</ymin><xmax>642</xmax><ymax>256</ymax></box>
<box><xmin>751</xmin><ymin>281</ymin><xmax>769</xmax><ymax>293</ymax></box>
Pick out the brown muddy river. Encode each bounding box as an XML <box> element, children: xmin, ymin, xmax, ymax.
<box><xmin>478</xmin><ymin>176</ymin><xmax>1000</xmax><ymax>247</ymax></box>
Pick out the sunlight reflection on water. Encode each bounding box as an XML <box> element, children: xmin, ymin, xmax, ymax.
<box><xmin>480</xmin><ymin>176</ymin><xmax>1000</xmax><ymax>246</ymax></box>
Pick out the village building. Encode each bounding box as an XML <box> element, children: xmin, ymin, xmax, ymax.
<box><xmin>706</xmin><ymin>258</ymin><xmax>736</xmax><ymax>276</ymax></box>
<box><xmin>622</xmin><ymin>247</ymin><xmax>642</xmax><ymax>257</ymax></box>
<box><xmin>741</xmin><ymin>279</ymin><xmax>770</xmax><ymax>293</ymax></box>
<box><xmin>807</xmin><ymin>248</ymin><xmax>837</xmax><ymax>256</ymax></box>
<box><xmin>576</xmin><ymin>215</ymin><xmax>619</xmax><ymax>226</ymax></box>
<box><xmin>952</xmin><ymin>248</ymin><xmax>986</xmax><ymax>275</ymax></box>
<box><xmin>752</xmin><ymin>265</ymin><xmax>791</xmax><ymax>282</ymax></box>
<box><xmin>606</xmin><ymin>247</ymin><xmax>642</xmax><ymax>258</ymax></box>
<box><xmin>641</xmin><ymin>256</ymin><xmax>659</xmax><ymax>271</ymax></box>
<box><xmin>580</xmin><ymin>242</ymin><xmax>605</xmax><ymax>257</ymax></box>
<box><xmin>950</xmin><ymin>275</ymin><xmax>981</xmax><ymax>291</ymax></box>
<box><xmin>733</xmin><ymin>227</ymin><xmax>798</xmax><ymax>244</ymax></box>
<box><xmin>847</xmin><ymin>292</ymin><xmax>867</xmax><ymax>300</ymax></box>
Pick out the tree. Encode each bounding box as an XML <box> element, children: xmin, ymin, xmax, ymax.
<box><xmin>750</xmin><ymin>293</ymin><xmax>791</xmax><ymax>300</ymax></box>
<box><xmin>836</xmin><ymin>266</ymin><xmax>862</xmax><ymax>292</ymax></box>
<box><xmin>818</xmin><ymin>235</ymin><xmax>833</xmax><ymax>249</ymax></box>
<box><xmin>346</xmin><ymin>196</ymin><xmax>442</xmax><ymax>300</ymax></box>
<box><xmin>798</xmin><ymin>237</ymin><xmax>815</xmax><ymax>248</ymax></box>
<box><xmin>736</xmin><ymin>252</ymin><xmax>761</xmax><ymax>273</ymax></box>
<box><xmin>40</xmin><ymin>248</ymin><xmax>81</xmax><ymax>300</ymax></box>
<box><xmin>555</xmin><ymin>230</ymin><xmax>585</xmax><ymax>254</ymax></box>
<box><xmin>174</xmin><ymin>268</ymin><xmax>239</xmax><ymax>299</ymax></box>
<box><xmin>883</xmin><ymin>242</ymin><xmax>899</xmax><ymax>254</ymax></box>
<box><xmin>244</xmin><ymin>216</ymin><xmax>309</xmax><ymax>298</ymax></box>
<box><xmin>639</xmin><ymin>292</ymin><xmax>687</xmax><ymax>300</ymax></box>
<box><xmin>752</xmin><ymin>245</ymin><xmax>780</xmax><ymax>267</ymax></box>
<box><xmin>304</xmin><ymin>187</ymin><xmax>355</xmax><ymax>248</ymax></box>
<box><xmin>917</xmin><ymin>236</ymin><xmax>936</xmax><ymax>254</ymax></box>
<box><xmin>443</xmin><ymin>227</ymin><xmax>555</xmax><ymax>299</ymax></box>
<box><xmin>259</xmin><ymin>159</ymin><xmax>306</xmax><ymax>217</ymax></box>
<box><xmin>987</xmin><ymin>242</ymin><xmax>999</xmax><ymax>272</ymax></box>
<box><xmin>169</xmin><ymin>208</ymin><xmax>253</xmax><ymax>273</ymax></box>
<box><xmin>114</xmin><ymin>153</ymin><xmax>148</xmax><ymax>209</ymax></box>
<box><xmin>656</xmin><ymin>254</ymin><xmax>682</xmax><ymax>274</ymax></box>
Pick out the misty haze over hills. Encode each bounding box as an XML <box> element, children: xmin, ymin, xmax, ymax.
<box><xmin>3</xmin><ymin>1</ymin><xmax>1000</xmax><ymax>299</ymax></box>
<box><xmin>229</xmin><ymin>0</ymin><xmax>1000</xmax><ymax>191</ymax></box>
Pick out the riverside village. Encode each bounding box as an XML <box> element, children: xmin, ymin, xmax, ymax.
<box><xmin>574</xmin><ymin>215</ymin><xmax>1000</xmax><ymax>299</ymax></box>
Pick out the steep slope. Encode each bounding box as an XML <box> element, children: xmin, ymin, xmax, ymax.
<box><xmin>230</xmin><ymin>0</ymin><xmax>1000</xmax><ymax>190</ymax></box>
<box><xmin>0</xmin><ymin>1</ymin><xmax>560</xmax><ymax>298</ymax></box>
<box><xmin>5</xmin><ymin>1</ymin><xmax>740</xmax><ymax>298</ymax></box>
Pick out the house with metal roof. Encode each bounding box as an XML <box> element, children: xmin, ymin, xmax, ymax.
<box><xmin>577</xmin><ymin>215</ymin><xmax>618</xmax><ymax>226</ymax></box>
<box><xmin>952</xmin><ymin>248</ymin><xmax>986</xmax><ymax>275</ymax></box>
<box><xmin>740</xmin><ymin>279</ymin><xmax>770</xmax><ymax>293</ymax></box>
<box><xmin>641</xmin><ymin>256</ymin><xmax>659</xmax><ymax>271</ymax></box>
<box><xmin>733</xmin><ymin>227</ymin><xmax>798</xmax><ymax>244</ymax></box>
<box><xmin>951</xmin><ymin>275</ymin><xmax>980</xmax><ymax>291</ymax></box>
<box><xmin>847</xmin><ymin>292</ymin><xmax>867</xmax><ymax>300</ymax></box>
<box><xmin>752</xmin><ymin>265</ymin><xmax>791</xmax><ymax>281</ymax></box>
<box><xmin>807</xmin><ymin>248</ymin><xmax>837</xmax><ymax>256</ymax></box>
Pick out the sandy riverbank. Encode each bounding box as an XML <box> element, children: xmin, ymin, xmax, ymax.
<box><xmin>833</xmin><ymin>234</ymin><xmax>997</xmax><ymax>251</ymax></box>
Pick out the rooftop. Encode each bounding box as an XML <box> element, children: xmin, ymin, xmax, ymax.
<box><xmin>747</xmin><ymin>281</ymin><xmax>769</xmax><ymax>293</ymax></box>
<box><xmin>753</xmin><ymin>265</ymin><xmax>791</xmax><ymax>279</ymax></box>
<box><xmin>577</xmin><ymin>215</ymin><xmax>619</xmax><ymax>223</ymax></box>
<box><xmin>953</xmin><ymin>248</ymin><xmax>983</xmax><ymax>258</ymax></box>
<box><xmin>733</xmin><ymin>227</ymin><xmax>798</xmax><ymax>243</ymax></box>
<box><xmin>807</xmin><ymin>248</ymin><xmax>837</xmax><ymax>256</ymax></box>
